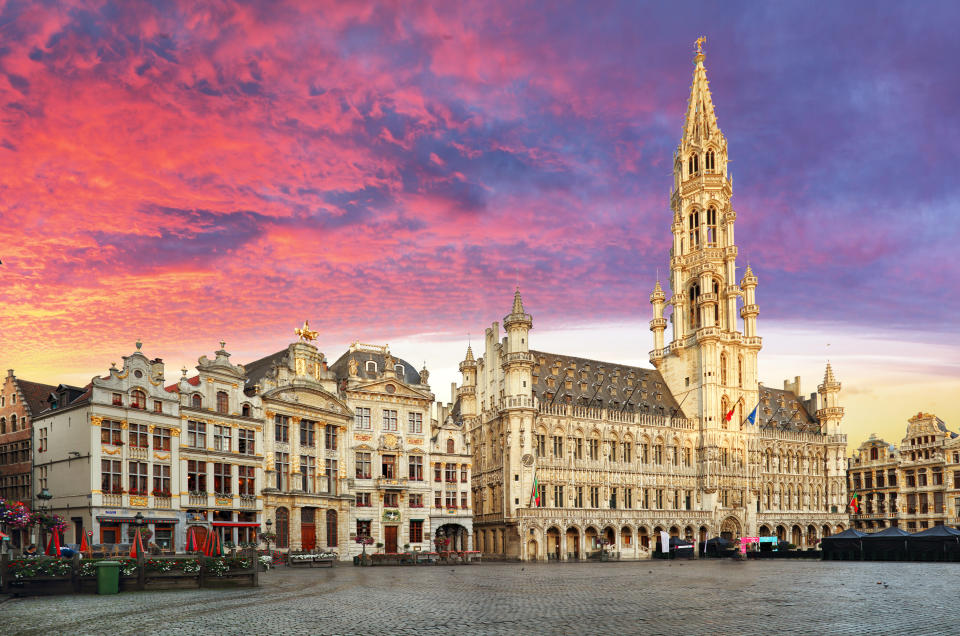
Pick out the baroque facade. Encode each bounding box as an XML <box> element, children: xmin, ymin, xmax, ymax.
<box><xmin>848</xmin><ymin>412</ymin><xmax>960</xmax><ymax>532</ymax></box>
<box><xmin>464</xmin><ymin>43</ymin><xmax>848</xmax><ymax>561</ymax></box>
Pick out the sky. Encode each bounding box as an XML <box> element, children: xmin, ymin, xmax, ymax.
<box><xmin>1</xmin><ymin>1</ymin><xmax>958</xmax><ymax>451</ymax></box>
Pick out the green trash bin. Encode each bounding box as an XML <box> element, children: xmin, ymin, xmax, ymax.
<box><xmin>96</xmin><ymin>560</ymin><xmax>121</xmax><ymax>595</ymax></box>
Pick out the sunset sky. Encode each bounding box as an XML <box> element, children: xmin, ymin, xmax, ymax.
<box><xmin>1</xmin><ymin>1</ymin><xmax>958</xmax><ymax>451</ymax></box>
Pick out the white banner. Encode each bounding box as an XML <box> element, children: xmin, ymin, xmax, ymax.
<box><xmin>660</xmin><ymin>531</ymin><xmax>670</xmax><ymax>553</ymax></box>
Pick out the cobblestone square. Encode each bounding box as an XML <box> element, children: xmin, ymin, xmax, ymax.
<box><xmin>2</xmin><ymin>560</ymin><xmax>955</xmax><ymax>635</ymax></box>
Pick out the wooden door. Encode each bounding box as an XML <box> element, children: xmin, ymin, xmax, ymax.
<box><xmin>301</xmin><ymin>508</ymin><xmax>316</xmax><ymax>551</ymax></box>
<box><xmin>384</xmin><ymin>526</ymin><xmax>398</xmax><ymax>553</ymax></box>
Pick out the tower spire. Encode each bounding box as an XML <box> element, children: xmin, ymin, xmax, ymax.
<box><xmin>682</xmin><ymin>36</ymin><xmax>721</xmax><ymax>145</ymax></box>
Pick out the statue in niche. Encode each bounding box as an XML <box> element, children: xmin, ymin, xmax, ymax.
<box><xmin>348</xmin><ymin>358</ymin><xmax>358</xmax><ymax>377</ymax></box>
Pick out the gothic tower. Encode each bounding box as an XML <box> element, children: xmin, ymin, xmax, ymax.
<box><xmin>650</xmin><ymin>40</ymin><xmax>761</xmax><ymax>429</ymax></box>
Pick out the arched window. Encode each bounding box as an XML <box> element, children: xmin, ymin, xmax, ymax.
<box><xmin>688</xmin><ymin>283</ymin><xmax>701</xmax><ymax>330</ymax></box>
<box><xmin>446</xmin><ymin>439</ymin><xmax>455</xmax><ymax>454</ymax></box>
<box><xmin>737</xmin><ymin>356</ymin><xmax>743</xmax><ymax>388</ymax></box>
<box><xmin>0</xmin><ymin>417</ymin><xmax>5</xmax><ymax>433</ymax></box>
<box><xmin>131</xmin><ymin>389</ymin><xmax>146</xmax><ymax>409</ymax></box>
<box><xmin>216</xmin><ymin>391</ymin><xmax>228</xmax><ymax>414</ymax></box>
<box><xmin>721</xmin><ymin>396</ymin><xmax>729</xmax><ymax>429</ymax></box>
<box><xmin>705</xmin><ymin>149</ymin><xmax>715</xmax><ymax>172</ymax></box>
<box><xmin>870</xmin><ymin>447</ymin><xmax>878</xmax><ymax>460</ymax></box>
<box><xmin>720</xmin><ymin>353</ymin><xmax>728</xmax><ymax>385</ymax></box>
<box><xmin>10</xmin><ymin>414</ymin><xmax>17</xmax><ymax>431</ymax></box>
<box><xmin>326</xmin><ymin>509</ymin><xmax>338</xmax><ymax>547</ymax></box>
<box><xmin>191</xmin><ymin>394</ymin><xmax>202</xmax><ymax>408</ymax></box>
<box><xmin>242</xmin><ymin>404</ymin><xmax>251</xmax><ymax>417</ymax></box>
<box><xmin>366</xmin><ymin>361</ymin><xmax>377</xmax><ymax>373</ymax></box>
<box><xmin>688</xmin><ymin>210</ymin><xmax>700</xmax><ymax>249</ymax></box>
<box><xmin>394</xmin><ymin>364</ymin><xmax>404</xmax><ymax>377</ymax></box>
<box><xmin>688</xmin><ymin>153</ymin><xmax>699</xmax><ymax>175</ymax></box>
<box><xmin>275</xmin><ymin>507</ymin><xmax>290</xmax><ymax>549</ymax></box>
<box><xmin>706</xmin><ymin>207</ymin><xmax>717</xmax><ymax>245</ymax></box>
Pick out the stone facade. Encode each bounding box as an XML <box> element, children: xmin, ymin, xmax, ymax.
<box><xmin>848</xmin><ymin>412</ymin><xmax>960</xmax><ymax>532</ymax></box>
<box><xmin>0</xmin><ymin>370</ymin><xmax>56</xmax><ymax>546</ymax></box>
<box><xmin>167</xmin><ymin>344</ymin><xmax>265</xmax><ymax>550</ymax></box>
<box><xmin>33</xmin><ymin>343</ymin><xmax>186</xmax><ymax>549</ymax></box>
<box><xmin>464</xmin><ymin>44</ymin><xmax>848</xmax><ymax>561</ymax></box>
<box><xmin>247</xmin><ymin>340</ymin><xmax>353</xmax><ymax>556</ymax></box>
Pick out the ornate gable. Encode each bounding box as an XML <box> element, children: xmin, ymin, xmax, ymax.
<box><xmin>349</xmin><ymin>379</ymin><xmax>433</xmax><ymax>402</ymax></box>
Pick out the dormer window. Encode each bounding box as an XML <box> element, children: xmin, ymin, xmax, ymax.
<box><xmin>242</xmin><ymin>404</ymin><xmax>251</xmax><ymax>417</ymax></box>
<box><xmin>366</xmin><ymin>361</ymin><xmax>377</xmax><ymax>373</ymax></box>
<box><xmin>112</xmin><ymin>393</ymin><xmax>123</xmax><ymax>406</ymax></box>
<box><xmin>216</xmin><ymin>391</ymin><xmax>229</xmax><ymax>414</ymax></box>
<box><xmin>131</xmin><ymin>389</ymin><xmax>146</xmax><ymax>409</ymax></box>
<box><xmin>394</xmin><ymin>364</ymin><xmax>404</xmax><ymax>377</ymax></box>
<box><xmin>191</xmin><ymin>394</ymin><xmax>202</xmax><ymax>408</ymax></box>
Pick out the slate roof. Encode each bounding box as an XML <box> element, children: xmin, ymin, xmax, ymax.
<box><xmin>328</xmin><ymin>350</ymin><xmax>423</xmax><ymax>386</ymax></box>
<box><xmin>242</xmin><ymin>350</ymin><xmax>289</xmax><ymax>390</ymax></box>
<box><xmin>529</xmin><ymin>350</ymin><xmax>681</xmax><ymax>416</ymax></box>
<box><xmin>756</xmin><ymin>385</ymin><xmax>819</xmax><ymax>432</ymax></box>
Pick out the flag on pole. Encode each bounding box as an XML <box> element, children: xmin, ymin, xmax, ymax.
<box><xmin>746</xmin><ymin>404</ymin><xmax>759</xmax><ymax>425</ymax></box>
<box><xmin>530</xmin><ymin>469</ymin><xmax>540</xmax><ymax>507</ymax></box>
<box><xmin>849</xmin><ymin>493</ymin><xmax>860</xmax><ymax>514</ymax></box>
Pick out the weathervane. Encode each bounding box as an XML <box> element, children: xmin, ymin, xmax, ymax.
<box><xmin>695</xmin><ymin>36</ymin><xmax>706</xmax><ymax>54</ymax></box>
<box><xmin>295</xmin><ymin>320</ymin><xmax>319</xmax><ymax>342</ymax></box>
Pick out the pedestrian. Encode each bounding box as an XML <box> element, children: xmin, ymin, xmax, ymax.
<box><xmin>24</xmin><ymin>544</ymin><xmax>38</xmax><ymax>556</ymax></box>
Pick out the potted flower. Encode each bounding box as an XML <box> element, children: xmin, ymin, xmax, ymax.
<box><xmin>354</xmin><ymin>536</ymin><xmax>374</xmax><ymax>566</ymax></box>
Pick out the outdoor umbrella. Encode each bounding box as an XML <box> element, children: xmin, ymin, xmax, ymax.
<box><xmin>211</xmin><ymin>531</ymin><xmax>224</xmax><ymax>557</ymax></box>
<box><xmin>79</xmin><ymin>531</ymin><xmax>90</xmax><ymax>553</ymax></box>
<box><xmin>202</xmin><ymin>529</ymin><xmax>214</xmax><ymax>556</ymax></box>
<box><xmin>185</xmin><ymin>527</ymin><xmax>195</xmax><ymax>553</ymax></box>
<box><xmin>44</xmin><ymin>531</ymin><xmax>62</xmax><ymax>556</ymax></box>
<box><xmin>129</xmin><ymin>527</ymin><xmax>145</xmax><ymax>558</ymax></box>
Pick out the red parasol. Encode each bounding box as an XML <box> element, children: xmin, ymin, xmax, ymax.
<box><xmin>212</xmin><ymin>531</ymin><xmax>223</xmax><ymax>557</ymax></box>
<box><xmin>44</xmin><ymin>531</ymin><xmax>62</xmax><ymax>556</ymax></box>
<box><xmin>185</xmin><ymin>527</ymin><xmax>195</xmax><ymax>553</ymax></box>
<box><xmin>79</xmin><ymin>531</ymin><xmax>90</xmax><ymax>553</ymax></box>
<box><xmin>202</xmin><ymin>528</ymin><xmax>213</xmax><ymax>556</ymax></box>
<box><xmin>129</xmin><ymin>527</ymin><xmax>145</xmax><ymax>558</ymax></box>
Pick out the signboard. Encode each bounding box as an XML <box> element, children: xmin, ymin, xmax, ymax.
<box><xmin>740</xmin><ymin>536</ymin><xmax>759</xmax><ymax>554</ymax></box>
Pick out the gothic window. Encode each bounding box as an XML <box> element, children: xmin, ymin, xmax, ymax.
<box><xmin>705</xmin><ymin>149</ymin><xmax>716</xmax><ymax>172</ymax></box>
<box><xmin>688</xmin><ymin>153</ymin><xmax>699</xmax><ymax>176</ymax></box>
<box><xmin>706</xmin><ymin>207</ymin><xmax>717</xmax><ymax>245</ymax></box>
<box><xmin>688</xmin><ymin>210</ymin><xmax>700</xmax><ymax>249</ymax></box>
<box><xmin>737</xmin><ymin>356</ymin><xmax>743</xmax><ymax>388</ymax></box>
<box><xmin>688</xmin><ymin>283</ymin><xmax>701</xmax><ymax>330</ymax></box>
<box><xmin>720</xmin><ymin>353</ymin><xmax>728</xmax><ymax>385</ymax></box>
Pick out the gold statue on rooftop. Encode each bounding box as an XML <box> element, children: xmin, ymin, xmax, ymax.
<box><xmin>696</xmin><ymin>36</ymin><xmax>706</xmax><ymax>54</ymax></box>
<box><xmin>295</xmin><ymin>320</ymin><xmax>319</xmax><ymax>342</ymax></box>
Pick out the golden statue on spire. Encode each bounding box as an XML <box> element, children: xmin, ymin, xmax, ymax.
<box><xmin>695</xmin><ymin>36</ymin><xmax>706</xmax><ymax>54</ymax></box>
<box><xmin>295</xmin><ymin>320</ymin><xmax>319</xmax><ymax>342</ymax></box>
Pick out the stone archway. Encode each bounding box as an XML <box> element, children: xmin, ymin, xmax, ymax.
<box><xmin>821</xmin><ymin>524</ymin><xmax>831</xmax><ymax>538</ymax></box>
<box><xmin>720</xmin><ymin>516</ymin><xmax>741</xmax><ymax>541</ymax></box>
<box><xmin>436</xmin><ymin>523</ymin><xmax>469</xmax><ymax>552</ymax></box>
<box><xmin>638</xmin><ymin>526</ymin><xmax>650</xmax><ymax>549</ymax></box>
<box><xmin>546</xmin><ymin>526</ymin><xmax>561</xmax><ymax>559</ymax></box>
<box><xmin>759</xmin><ymin>525</ymin><xmax>771</xmax><ymax>537</ymax></box>
<box><xmin>585</xmin><ymin>526</ymin><xmax>599</xmax><ymax>552</ymax></box>
<box><xmin>565</xmin><ymin>527</ymin><xmax>580</xmax><ymax>559</ymax></box>
<box><xmin>527</xmin><ymin>539</ymin><xmax>538</xmax><ymax>561</ymax></box>
<box><xmin>791</xmin><ymin>525</ymin><xmax>803</xmax><ymax>547</ymax></box>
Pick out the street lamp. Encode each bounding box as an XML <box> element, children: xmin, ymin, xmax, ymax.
<box><xmin>263</xmin><ymin>518</ymin><xmax>274</xmax><ymax>553</ymax></box>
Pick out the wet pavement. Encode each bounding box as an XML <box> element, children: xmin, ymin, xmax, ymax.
<box><xmin>2</xmin><ymin>559</ymin><xmax>955</xmax><ymax>635</ymax></box>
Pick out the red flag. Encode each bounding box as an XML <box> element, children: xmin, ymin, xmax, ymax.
<box><xmin>724</xmin><ymin>407</ymin><xmax>736</xmax><ymax>422</ymax></box>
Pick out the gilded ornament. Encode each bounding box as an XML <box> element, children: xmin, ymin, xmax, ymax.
<box><xmin>295</xmin><ymin>320</ymin><xmax>319</xmax><ymax>342</ymax></box>
<box><xmin>171</xmin><ymin>428</ymin><xmax>181</xmax><ymax>437</ymax></box>
<box><xmin>90</xmin><ymin>416</ymin><xmax>103</xmax><ymax>427</ymax></box>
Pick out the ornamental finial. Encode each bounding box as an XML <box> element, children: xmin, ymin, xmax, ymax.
<box><xmin>295</xmin><ymin>320</ymin><xmax>319</xmax><ymax>342</ymax></box>
<box><xmin>695</xmin><ymin>36</ymin><xmax>706</xmax><ymax>54</ymax></box>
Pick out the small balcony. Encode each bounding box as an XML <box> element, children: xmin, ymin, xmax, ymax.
<box><xmin>189</xmin><ymin>493</ymin><xmax>209</xmax><ymax>507</ymax></box>
<box><xmin>378</xmin><ymin>477</ymin><xmax>408</xmax><ymax>489</ymax></box>
<box><xmin>102</xmin><ymin>493</ymin><xmax>123</xmax><ymax>507</ymax></box>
